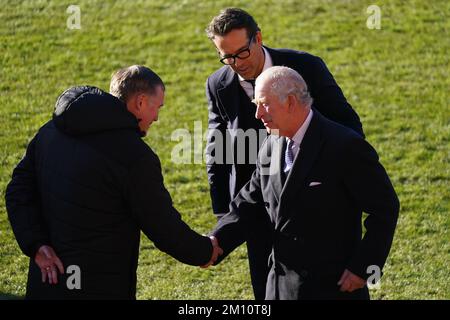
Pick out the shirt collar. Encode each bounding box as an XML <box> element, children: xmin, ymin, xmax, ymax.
<box><xmin>287</xmin><ymin>109</ymin><xmax>314</xmax><ymax>148</ymax></box>
<box><xmin>238</xmin><ymin>47</ymin><xmax>273</xmax><ymax>82</ymax></box>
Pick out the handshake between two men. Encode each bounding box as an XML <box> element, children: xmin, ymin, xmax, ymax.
<box><xmin>5</xmin><ymin>66</ymin><xmax>230</xmax><ymax>300</ymax></box>
<box><xmin>6</xmin><ymin>64</ymin><xmax>398</xmax><ymax>300</ymax></box>
<box><xmin>31</xmin><ymin>235</ymin><xmax>223</xmax><ymax>287</ymax></box>
<box><xmin>201</xmin><ymin>236</ymin><xmax>224</xmax><ymax>268</ymax></box>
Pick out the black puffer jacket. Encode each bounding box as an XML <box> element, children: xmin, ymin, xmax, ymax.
<box><xmin>5</xmin><ymin>86</ymin><xmax>212</xmax><ymax>299</ymax></box>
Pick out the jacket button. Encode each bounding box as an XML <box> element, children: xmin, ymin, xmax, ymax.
<box><xmin>264</xmin><ymin>202</ymin><xmax>270</xmax><ymax>208</ymax></box>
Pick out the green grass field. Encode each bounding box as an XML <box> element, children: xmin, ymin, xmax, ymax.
<box><xmin>0</xmin><ymin>0</ymin><xmax>448</xmax><ymax>300</ymax></box>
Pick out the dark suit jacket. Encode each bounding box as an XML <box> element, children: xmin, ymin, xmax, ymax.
<box><xmin>206</xmin><ymin>47</ymin><xmax>365</xmax><ymax>215</ymax></box>
<box><xmin>211</xmin><ymin>110</ymin><xmax>399</xmax><ymax>300</ymax></box>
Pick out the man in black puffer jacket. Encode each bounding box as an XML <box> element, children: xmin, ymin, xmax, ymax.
<box><xmin>5</xmin><ymin>65</ymin><xmax>222</xmax><ymax>299</ymax></box>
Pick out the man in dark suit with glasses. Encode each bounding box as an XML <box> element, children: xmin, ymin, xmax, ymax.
<box><xmin>204</xmin><ymin>7</ymin><xmax>365</xmax><ymax>299</ymax></box>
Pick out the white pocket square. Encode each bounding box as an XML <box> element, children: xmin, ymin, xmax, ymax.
<box><xmin>309</xmin><ymin>182</ymin><xmax>322</xmax><ymax>187</ymax></box>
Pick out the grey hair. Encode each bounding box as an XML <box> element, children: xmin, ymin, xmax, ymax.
<box><xmin>110</xmin><ymin>65</ymin><xmax>165</xmax><ymax>103</ymax></box>
<box><xmin>256</xmin><ymin>66</ymin><xmax>313</xmax><ymax>108</ymax></box>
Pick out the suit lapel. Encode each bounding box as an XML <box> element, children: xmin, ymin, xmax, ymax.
<box><xmin>277</xmin><ymin>111</ymin><xmax>324</xmax><ymax>231</ymax></box>
<box><xmin>217</xmin><ymin>68</ymin><xmax>240</xmax><ymax>126</ymax></box>
<box><xmin>267</xmin><ymin>136</ymin><xmax>286</xmax><ymax>202</ymax></box>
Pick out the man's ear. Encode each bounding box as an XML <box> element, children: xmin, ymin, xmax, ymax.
<box><xmin>136</xmin><ymin>94</ymin><xmax>146</xmax><ymax>111</ymax></box>
<box><xmin>287</xmin><ymin>94</ymin><xmax>296</xmax><ymax>113</ymax></box>
<box><xmin>126</xmin><ymin>94</ymin><xmax>141</xmax><ymax>117</ymax></box>
<box><xmin>255</xmin><ymin>31</ymin><xmax>263</xmax><ymax>45</ymax></box>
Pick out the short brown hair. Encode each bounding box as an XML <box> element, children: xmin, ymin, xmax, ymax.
<box><xmin>206</xmin><ymin>8</ymin><xmax>260</xmax><ymax>40</ymax></box>
<box><xmin>109</xmin><ymin>65</ymin><xmax>165</xmax><ymax>103</ymax></box>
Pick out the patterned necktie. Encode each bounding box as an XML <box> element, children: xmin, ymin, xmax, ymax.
<box><xmin>285</xmin><ymin>139</ymin><xmax>295</xmax><ymax>172</ymax></box>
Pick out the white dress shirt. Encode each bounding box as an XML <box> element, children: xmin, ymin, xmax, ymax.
<box><xmin>284</xmin><ymin>109</ymin><xmax>314</xmax><ymax>173</ymax></box>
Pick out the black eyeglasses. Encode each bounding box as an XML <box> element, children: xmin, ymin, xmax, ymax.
<box><xmin>219</xmin><ymin>35</ymin><xmax>255</xmax><ymax>65</ymax></box>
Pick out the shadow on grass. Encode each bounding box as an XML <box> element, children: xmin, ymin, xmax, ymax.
<box><xmin>0</xmin><ymin>292</ymin><xmax>24</xmax><ymax>300</ymax></box>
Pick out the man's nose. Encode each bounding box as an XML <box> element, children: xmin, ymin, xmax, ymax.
<box><xmin>234</xmin><ymin>58</ymin><xmax>244</xmax><ymax>68</ymax></box>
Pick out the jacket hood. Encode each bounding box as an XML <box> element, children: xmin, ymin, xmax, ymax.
<box><xmin>53</xmin><ymin>86</ymin><xmax>140</xmax><ymax>135</ymax></box>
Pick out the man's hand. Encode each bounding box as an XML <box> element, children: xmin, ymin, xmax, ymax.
<box><xmin>34</xmin><ymin>245</ymin><xmax>64</xmax><ymax>285</ymax></box>
<box><xmin>337</xmin><ymin>269</ymin><xmax>366</xmax><ymax>292</ymax></box>
<box><xmin>200</xmin><ymin>236</ymin><xmax>223</xmax><ymax>268</ymax></box>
